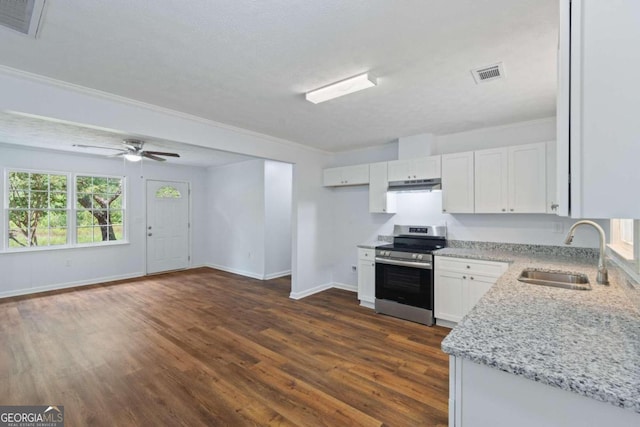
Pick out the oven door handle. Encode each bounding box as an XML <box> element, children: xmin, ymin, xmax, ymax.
<box><xmin>375</xmin><ymin>257</ymin><xmax>432</xmax><ymax>270</ymax></box>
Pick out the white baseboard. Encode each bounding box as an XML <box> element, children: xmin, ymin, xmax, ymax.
<box><xmin>206</xmin><ymin>263</ymin><xmax>264</xmax><ymax>280</ymax></box>
<box><xmin>264</xmin><ymin>270</ymin><xmax>291</xmax><ymax>280</ymax></box>
<box><xmin>289</xmin><ymin>282</ymin><xmax>357</xmax><ymax>300</ymax></box>
<box><xmin>289</xmin><ymin>282</ymin><xmax>334</xmax><ymax>300</ymax></box>
<box><xmin>332</xmin><ymin>282</ymin><xmax>357</xmax><ymax>293</ymax></box>
<box><xmin>0</xmin><ymin>272</ymin><xmax>145</xmax><ymax>300</ymax></box>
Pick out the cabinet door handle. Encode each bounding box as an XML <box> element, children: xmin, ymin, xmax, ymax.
<box><xmin>463</xmin><ymin>276</ymin><xmax>467</xmax><ymax>279</ymax></box>
<box><xmin>470</xmin><ymin>276</ymin><xmax>474</xmax><ymax>280</ymax></box>
<box><xmin>442</xmin><ymin>209</ymin><xmax>447</xmax><ymax>213</ymax></box>
<box><xmin>551</xmin><ymin>203</ymin><xmax>559</xmax><ymax>210</ymax></box>
<box><xmin>466</xmin><ymin>265</ymin><xmax>470</xmax><ymax>269</ymax></box>
<box><xmin>510</xmin><ymin>208</ymin><xmax>514</xmax><ymax>212</ymax></box>
<box><xmin>502</xmin><ymin>208</ymin><xmax>506</xmax><ymax>212</ymax></box>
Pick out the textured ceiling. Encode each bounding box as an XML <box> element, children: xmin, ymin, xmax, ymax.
<box><xmin>0</xmin><ymin>112</ymin><xmax>257</xmax><ymax>167</ymax></box>
<box><xmin>0</xmin><ymin>0</ymin><xmax>558</xmax><ymax>152</ymax></box>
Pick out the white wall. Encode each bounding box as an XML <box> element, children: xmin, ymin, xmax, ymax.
<box><xmin>0</xmin><ymin>144</ymin><xmax>207</xmax><ymax>297</ymax></box>
<box><xmin>206</xmin><ymin>159</ymin><xmax>266</xmax><ymax>278</ymax></box>
<box><xmin>206</xmin><ymin>159</ymin><xmax>292</xmax><ymax>280</ymax></box>
<box><xmin>0</xmin><ymin>67</ymin><xmax>334</xmax><ymax>298</ymax></box>
<box><xmin>264</xmin><ymin>160</ymin><xmax>292</xmax><ymax>278</ymax></box>
<box><xmin>328</xmin><ymin>118</ymin><xmax>609</xmax><ymax>287</ymax></box>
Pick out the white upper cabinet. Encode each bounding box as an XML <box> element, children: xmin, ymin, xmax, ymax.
<box><xmin>323</xmin><ymin>164</ymin><xmax>369</xmax><ymax>187</ymax></box>
<box><xmin>559</xmin><ymin>0</ymin><xmax>640</xmax><ymax>218</ymax></box>
<box><xmin>369</xmin><ymin>162</ymin><xmax>396</xmax><ymax>214</ymax></box>
<box><xmin>441</xmin><ymin>151</ymin><xmax>474</xmax><ymax>213</ymax></box>
<box><xmin>508</xmin><ymin>143</ymin><xmax>547</xmax><ymax>213</ymax></box>
<box><xmin>475</xmin><ymin>143</ymin><xmax>546</xmax><ymax>213</ymax></box>
<box><xmin>474</xmin><ymin>148</ymin><xmax>509</xmax><ymax>213</ymax></box>
<box><xmin>546</xmin><ymin>141</ymin><xmax>559</xmax><ymax>214</ymax></box>
<box><xmin>387</xmin><ymin>155</ymin><xmax>441</xmax><ymax>182</ymax></box>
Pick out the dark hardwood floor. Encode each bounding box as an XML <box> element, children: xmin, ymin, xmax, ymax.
<box><xmin>0</xmin><ymin>268</ymin><xmax>450</xmax><ymax>426</ymax></box>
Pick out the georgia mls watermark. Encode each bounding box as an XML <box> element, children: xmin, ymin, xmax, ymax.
<box><xmin>0</xmin><ymin>406</ymin><xmax>64</xmax><ymax>427</ymax></box>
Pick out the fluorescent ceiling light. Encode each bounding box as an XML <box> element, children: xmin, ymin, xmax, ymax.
<box><xmin>124</xmin><ymin>153</ymin><xmax>142</xmax><ymax>162</ymax></box>
<box><xmin>305</xmin><ymin>72</ymin><xmax>377</xmax><ymax>104</ymax></box>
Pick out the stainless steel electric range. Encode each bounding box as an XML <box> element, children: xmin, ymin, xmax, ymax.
<box><xmin>375</xmin><ymin>225</ymin><xmax>447</xmax><ymax>326</ymax></box>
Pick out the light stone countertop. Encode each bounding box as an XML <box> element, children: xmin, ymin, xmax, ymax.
<box><xmin>436</xmin><ymin>246</ymin><xmax>640</xmax><ymax>414</ymax></box>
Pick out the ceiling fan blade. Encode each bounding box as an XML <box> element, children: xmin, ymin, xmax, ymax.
<box><xmin>144</xmin><ymin>151</ymin><xmax>180</xmax><ymax>157</ymax></box>
<box><xmin>73</xmin><ymin>144</ymin><xmax>124</xmax><ymax>151</ymax></box>
<box><xmin>142</xmin><ymin>153</ymin><xmax>167</xmax><ymax>162</ymax></box>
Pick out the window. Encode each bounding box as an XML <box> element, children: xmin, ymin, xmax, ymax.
<box><xmin>155</xmin><ymin>185</ymin><xmax>181</xmax><ymax>199</ymax></box>
<box><xmin>610</xmin><ymin>219</ymin><xmax>640</xmax><ymax>273</ymax></box>
<box><xmin>76</xmin><ymin>176</ymin><xmax>124</xmax><ymax>244</ymax></box>
<box><xmin>4</xmin><ymin>170</ymin><xmax>126</xmax><ymax>250</ymax></box>
<box><xmin>8</xmin><ymin>171</ymin><xmax>68</xmax><ymax>248</ymax></box>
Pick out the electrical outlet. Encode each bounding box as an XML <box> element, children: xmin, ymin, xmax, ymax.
<box><xmin>553</xmin><ymin>222</ymin><xmax>564</xmax><ymax>234</ymax></box>
<box><xmin>351</xmin><ymin>265</ymin><xmax>357</xmax><ymax>272</ymax></box>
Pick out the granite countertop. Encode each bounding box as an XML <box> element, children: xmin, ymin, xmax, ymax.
<box><xmin>437</xmin><ymin>245</ymin><xmax>640</xmax><ymax>414</ymax></box>
<box><xmin>357</xmin><ymin>236</ymin><xmax>392</xmax><ymax>249</ymax></box>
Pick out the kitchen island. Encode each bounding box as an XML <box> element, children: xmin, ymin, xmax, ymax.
<box><xmin>436</xmin><ymin>244</ymin><xmax>640</xmax><ymax>426</ymax></box>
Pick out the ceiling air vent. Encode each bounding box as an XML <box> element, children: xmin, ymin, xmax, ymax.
<box><xmin>471</xmin><ymin>62</ymin><xmax>505</xmax><ymax>84</ymax></box>
<box><xmin>0</xmin><ymin>0</ymin><xmax>46</xmax><ymax>37</ymax></box>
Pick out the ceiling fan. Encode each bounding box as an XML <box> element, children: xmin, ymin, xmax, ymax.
<box><xmin>73</xmin><ymin>139</ymin><xmax>181</xmax><ymax>162</ymax></box>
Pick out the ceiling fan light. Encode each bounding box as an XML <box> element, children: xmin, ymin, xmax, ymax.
<box><xmin>124</xmin><ymin>153</ymin><xmax>142</xmax><ymax>162</ymax></box>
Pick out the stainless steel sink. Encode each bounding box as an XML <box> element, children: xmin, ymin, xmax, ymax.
<box><xmin>517</xmin><ymin>268</ymin><xmax>591</xmax><ymax>291</ymax></box>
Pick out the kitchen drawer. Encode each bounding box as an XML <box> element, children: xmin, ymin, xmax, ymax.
<box><xmin>436</xmin><ymin>256</ymin><xmax>508</xmax><ymax>278</ymax></box>
<box><xmin>358</xmin><ymin>248</ymin><xmax>376</xmax><ymax>260</ymax></box>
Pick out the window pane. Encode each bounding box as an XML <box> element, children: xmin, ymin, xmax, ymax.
<box><xmin>9</xmin><ymin>210</ymin><xmax>29</xmax><ymax>231</ymax></box>
<box><xmin>8</xmin><ymin>190</ymin><xmax>27</xmax><ymax>209</ymax></box>
<box><xmin>8</xmin><ymin>228</ymin><xmax>28</xmax><ymax>247</ymax></box>
<box><xmin>156</xmin><ymin>185</ymin><xmax>181</xmax><ymax>198</ymax></box>
<box><xmin>77</xmin><ymin>176</ymin><xmax>92</xmax><ymax>192</ymax></box>
<box><xmin>110</xmin><ymin>196</ymin><xmax>123</xmax><ymax>209</ymax></box>
<box><xmin>92</xmin><ymin>177</ymin><xmax>108</xmax><ymax>192</ymax></box>
<box><xmin>94</xmin><ymin>194</ymin><xmax>110</xmax><ymax>208</ymax></box>
<box><xmin>77</xmin><ymin>194</ymin><xmax>93</xmax><ymax>209</ymax></box>
<box><xmin>76</xmin><ymin>210</ymin><xmax>95</xmax><ymax>227</ymax></box>
<box><xmin>31</xmin><ymin>174</ymin><xmax>48</xmax><ymax>191</ymax></box>
<box><xmin>50</xmin><ymin>175</ymin><xmax>67</xmax><ymax>191</ymax></box>
<box><xmin>49</xmin><ymin>228</ymin><xmax>67</xmax><ymax>246</ymax></box>
<box><xmin>112</xmin><ymin>224</ymin><xmax>123</xmax><ymax>241</ymax></box>
<box><xmin>107</xmin><ymin>178</ymin><xmax>122</xmax><ymax>194</ymax></box>
<box><xmin>9</xmin><ymin>172</ymin><xmax>30</xmax><ymax>189</ymax></box>
<box><xmin>48</xmin><ymin>211</ymin><xmax>67</xmax><ymax>228</ymax></box>
<box><xmin>108</xmin><ymin>210</ymin><xmax>123</xmax><ymax>225</ymax></box>
<box><xmin>77</xmin><ymin>227</ymin><xmax>93</xmax><ymax>243</ymax></box>
<box><xmin>49</xmin><ymin>192</ymin><xmax>67</xmax><ymax>209</ymax></box>
<box><xmin>31</xmin><ymin>191</ymin><xmax>49</xmax><ymax>209</ymax></box>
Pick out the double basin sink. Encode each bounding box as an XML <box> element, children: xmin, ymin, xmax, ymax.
<box><xmin>518</xmin><ymin>268</ymin><xmax>591</xmax><ymax>291</ymax></box>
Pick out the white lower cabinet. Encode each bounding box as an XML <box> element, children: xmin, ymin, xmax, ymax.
<box><xmin>357</xmin><ymin>248</ymin><xmax>376</xmax><ymax>308</ymax></box>
<box><xmin>435</xmin><ymin>256</ymin><xmax>508</xmax><ymax>324</ymax></box>
<box><xmin>449</xmin><ymin>356</ymin><xmax>639</xmax><ymax>427</ymax></box>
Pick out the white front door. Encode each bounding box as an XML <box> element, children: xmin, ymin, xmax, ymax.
<box><xmin>146</xmin><ymin>180</ymin><xmax>190</xmax><ymax>274</ymax></box>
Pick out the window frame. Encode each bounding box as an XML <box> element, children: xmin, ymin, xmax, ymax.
<box><xmin>74</xmin><ymin>174</ymin><xmax>127</xmax><ymax>246</ymax></box>
<box><xmin>3</xmin><ymin>168</ymin><xmax>128</xmax><ymax>252</ymax></box>
<box><xmin>609</xmin><ymin>218</ymin><xmax>640</xmax><ymax>273</ymax></box>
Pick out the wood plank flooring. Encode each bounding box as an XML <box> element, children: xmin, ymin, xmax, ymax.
<box><xmin>0</xmin><ymin>268</ymin><xmax>450</xmax><ymax>426</ymax></box>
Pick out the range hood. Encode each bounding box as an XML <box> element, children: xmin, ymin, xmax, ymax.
<box><xmin>388</xmin><ymin>178</ymin><xmax>441</xmax><ymax>192</ymax></box>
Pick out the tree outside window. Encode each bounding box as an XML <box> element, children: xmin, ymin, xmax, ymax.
<box><xmin>8</xmin><ymin>172</ymin><xmax>68</xmax><ymax>247</ymax></box>
<box><xmin>76</xmin><ymin>176</ymin><xmax>124</xmax><ymax>243</ymax></box>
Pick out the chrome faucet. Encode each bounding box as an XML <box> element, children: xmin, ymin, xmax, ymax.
<box><xmin>564</xmin><ymin>220</ymin><xmax>608</xmax><ymax>285</ymax></box>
